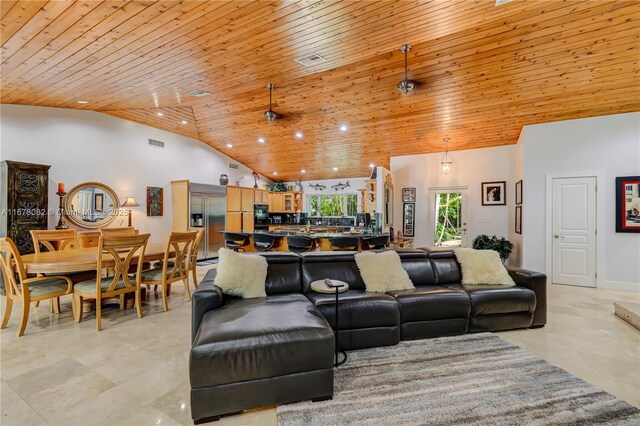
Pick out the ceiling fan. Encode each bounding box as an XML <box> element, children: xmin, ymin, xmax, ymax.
<box><xmin>263</xmin><ymin>83</ymin><xmax>280</xmax><ymax>122</ymax></box>
<box><xmin>396</xmin><ymin>44</ymin><xmax>419</xmax><ymax>95</ymax></box>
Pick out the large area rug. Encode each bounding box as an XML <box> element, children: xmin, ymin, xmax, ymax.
<box><xmin>276</xmin><ymin>333</ymin><xmax>640</xmax><ymax>425</ymax></box>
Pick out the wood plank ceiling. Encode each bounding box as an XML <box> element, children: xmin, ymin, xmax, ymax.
<box><xmin>2</xmin><ymin>0</ymin><xmax>639</xmax><ymax>181</ymax></box>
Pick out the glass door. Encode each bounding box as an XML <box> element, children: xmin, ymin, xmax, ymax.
<box><xmin>428</xmin><ymin>188</ymin><xmax>469</xmax><ymax>247</ymax></box>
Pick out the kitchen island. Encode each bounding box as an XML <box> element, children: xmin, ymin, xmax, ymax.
<box><xmin>224</xmin><ymin>229</ymin><xmax>390</xmax><ymax>252</ymax></box>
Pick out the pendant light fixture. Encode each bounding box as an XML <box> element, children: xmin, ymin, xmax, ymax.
<box><xmin>396</xmin><ymin>44</ymin><xmax>419</xmax><ymax>94</ymax></box>
<box><xmin>263</xmin><ymin>83</ymin><xmax>280</xmax><ymax>122</ymax></box>
<box><xmin>441</xmin><ymin>137</ymin><xmax>453</xmax><ymax>175</ymax></box>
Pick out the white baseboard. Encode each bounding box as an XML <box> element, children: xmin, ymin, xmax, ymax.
<box><xmin>600</xmin><ymin>280</ymin><xmax>640</xmax><ymax>292</ymax></box>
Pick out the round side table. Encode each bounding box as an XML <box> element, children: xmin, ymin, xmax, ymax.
<box><xmin>310</xmin><ymin>279</ymin><xmax>349</xmax><ymax>367</ymax></box>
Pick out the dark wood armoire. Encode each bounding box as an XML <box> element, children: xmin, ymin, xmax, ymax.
<box><xmin>0</xmin><ymin>160</ymin><xmax>51</xmax><ymax>253</ymax></box>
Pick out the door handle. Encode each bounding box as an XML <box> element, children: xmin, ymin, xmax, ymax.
<box><xmin>554</xmin><ymin>235</ymin><xmax>559</xmax><ymax>239</ymax></box>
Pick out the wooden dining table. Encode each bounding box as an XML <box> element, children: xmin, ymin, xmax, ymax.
<box><xmin>20</xmin><ymin>244</ymin><xmax>175</xmax><ymax>312</ymax></box>
<box><xmin>20</xmin><ymin>243</ymin><xmax>172</xmax><ymax>274</ymax></box>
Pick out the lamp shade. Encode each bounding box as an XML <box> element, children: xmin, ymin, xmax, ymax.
<box><xmin>122</xmin><ymin>196</ymin><xmax>140</xmax><ymax>207</ymax></box>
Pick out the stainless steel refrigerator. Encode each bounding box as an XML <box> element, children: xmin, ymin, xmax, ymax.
<box><xmin>188</xmin><ymin>183</ymin><xmax>226</xmax><ymax>260</ymax></box>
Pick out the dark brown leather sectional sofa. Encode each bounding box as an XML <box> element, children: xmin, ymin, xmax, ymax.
<box><xmin>190</xmin><ymin>249</ymin><xmax>546</xmax><ymax>423</ymax></box>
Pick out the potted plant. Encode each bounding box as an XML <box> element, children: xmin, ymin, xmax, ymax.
<box><xmin>267</xmin><ymin>182</ymin><xmax>287</xmax><ymax>192</ymax></box>
<box><xmin>472</xmin><ymin>234</ymin><xmax>514</xmax><ymax>262</ymax></box>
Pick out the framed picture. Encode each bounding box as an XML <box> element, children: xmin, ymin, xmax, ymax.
<box><xmin>94</xmin><ymin>193</ymin><xmax>104</xmax><ymax>213</ymax></box>
<box><xmin>616</xmin><ymin>176</ymin><xmax>640</xmax><ymax>233</ymax></box>
<box><xmin>146</xmin><ymin>186</ymin><xmax>163</xmax><ymax>217</ymax></box>
<box><xmin>402</xmin><ymin>188</ymin><xmax>416</xmax><ymax>203</ymax></box>
<box><xmin>515</xmin><ymin>180</ymin><xmax>523</xmax><ymax>205</ymax></box>
<box><xmin>403</xmin><ymin>202</ymin><xmax>415</xmax><ymax>237</ymax></box>
<box><xmin>515</xmin><ymin>205</ymin><xmax>522</xmax><ymax>234</ymax></box>
<box><xmin>481</xmin><ymin>181</ymin><xmax>506</xmax><ymax>206</ymax></box>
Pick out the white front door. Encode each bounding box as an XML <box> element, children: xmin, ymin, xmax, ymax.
<box><xmin>428</xmin><ymin>188</ymin><xmax>469</xmax><ymax>247</ymax></box>
<box><xmin>551</xmin><ymin>177</ymin><xmax>597</xmax><ymax>287</ymax></box>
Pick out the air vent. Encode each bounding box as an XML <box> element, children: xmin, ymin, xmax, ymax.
<box><xmin>293</xmin><ymin>53</ymin><xmax>326</xmax><ymax>67</ymax></box>
<box><xmin>148</xmin><ymin>139</ymin><xmax>165</xmax><ymax>148</ymax></box>
<box><xmin>495</xmin><ymin>0</ymin><xmax>513</xmax><ymax>5</ymax></box>
<box><xmin>186</xmin><ymin>90</ymin><xmax>211</xmax><ymax>97</ymax></box>
<box><xmin>228</xmin><ymin>163</ymin><xmax>239</xmax><ymax>169</ymax></box>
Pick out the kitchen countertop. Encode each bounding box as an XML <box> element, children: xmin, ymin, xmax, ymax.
<box><xmin>251</xmin><ymin>230</ymin><xmax>389</xmax><ymax>239</ymax></box>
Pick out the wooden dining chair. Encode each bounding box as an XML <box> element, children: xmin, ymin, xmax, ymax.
<box><xmin>72</xmin><ymin>234</ymin><xmax>150</xmax><ymax>331</ymax></box>
<box><xmin>140</xmin><ymin>231</ymin><xmax>197</xmax><ymax>311</ymax></box>
<box><xmin>0</xmin><ymin>238</ymin><xmax>73</xmax><ymax>337</ymax></box>
<box><xmin>187</xmin><ymin>228</ymin><xmax>205</xmax><ymax>289</ymax></box>
<box><xmin>100</xmin><ymin>227</ymin><xmax>139</xmax><ymax>237</ymax></box>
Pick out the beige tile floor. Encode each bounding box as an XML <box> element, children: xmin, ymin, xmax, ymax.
<box><xmin>1</xmin><ymin>266</ymin><xmax>639</xmax><ymax>426</ymax></box>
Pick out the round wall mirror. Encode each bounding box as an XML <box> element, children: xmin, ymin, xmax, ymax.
<box><xmin>64</xmin><ymin>182</ymin><xmax>120</xmax><ymax>229</ymax></box>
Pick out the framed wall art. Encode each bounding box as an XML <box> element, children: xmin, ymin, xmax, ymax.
<box><xmin>403</xmin><ymin>202</ymin><xmax>415</xmax><ymax>237</ymax></box>
<box><xmin>515</xmin><ymin>205</ymin><xmax>522</xmax><ymax>234</ymax></box>
<box><xmin>146</xmin><ymin>186</ymin><xmax>163</xmax><ymax>217</ymax></box>
<box><xmin>481</xmin><ymin>181</ymin><xmax>506</xmax><ymax>206</ymax></box>
<box><xmin>515</xmin><ymin>180</ymin><xmax>523</xmax><ymax>205</ymax></box>
<box><xmin>616</xmin><ymin>176</ymin><xmax>640</xmax><ymax>233</ymax></box>
<box><xmin>402</xmin><ymin>188</ymin><xmax>416</xmax><ymax>203</ymax></box>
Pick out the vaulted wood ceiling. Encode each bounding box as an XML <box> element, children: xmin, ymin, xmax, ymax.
<box><xmin>2</xmin><ymin>0</ymin><xmax>639</xmax><ymax>181</ymax></box>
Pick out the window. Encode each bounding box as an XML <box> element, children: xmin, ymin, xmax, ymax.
<box><xmin>308</xmin><ymin>194</ymin><xmax>358</xmax><ymax>216</ymax></box>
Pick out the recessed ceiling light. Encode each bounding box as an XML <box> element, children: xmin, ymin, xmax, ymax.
<box><xmin>257</xmin><ymin>137</ymin><xmax>265</xmax><ymax>143</ymax></box>
<box><xmin>156</xmin><ymin>112</ymin><xmax>164</xmax><ymax>116</ymax></box>
<box><xmin>294</xmin><ymin>131</ymin><xmax>303</xmax><ymax>139</ymax></box>
<box><xmin>77</xmin><ymin>100</ymin><xmax>89</xmax><ymax>104</ymax></box>
<box><xmin>301</xmin><ymin>169</ymin><xmax>306</xmax><ymax>173</ymax></box>
<box><xmin>273</xmin><ymin>171</ymin><xmax>278</xmax><ymax>176</ymax></box>
<box><xmin>226</xmin><ymin>143</ymin><xmax>233</xmax><ymax>148</ymax></box>
<box><xmin>339</xmin><ymin>124</ymin><xmax>348</xmax><ymax>132</ymax></box>
<box><xmin>369</xmin><ymin>163</ymin><xmax>375</xmax><ymax>168</ymax></box>
<box><xmin>332</xmin><ymin>167</ymin><xmax>338</xmax><ymax>171</ymax></box>
<box><xmin>181</xmin><ymin>120</ymin><xmax>188</xmax><ymax>124</ymax></box>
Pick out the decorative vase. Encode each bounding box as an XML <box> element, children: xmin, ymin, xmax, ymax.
<box><xmin>294</xmin><ymin>180</ymin><xmax>302</xmax><ymax>192</ymax></box>
<box><xmin>219</xmin><ymin>174</ymin><xmax>229</xmax><ymax>186</ymax></box>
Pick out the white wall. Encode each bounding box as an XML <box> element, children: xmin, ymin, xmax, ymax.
<box><xmin>284</xmin><ymin>177</ymin><xmax>368</xmax><ymax>213</ymax></box>
<box><xmin>0</xmin><ymin>104</ymin><xmax>270</xmax><ymax>243</ymax></box>
<box><xmin>521</xmin><ymin>112</ymin><xmax>640</xmax><ymax>290</ymax></box>
<box><xmin>390</xmin><ymin>145</ymin><xmax>516</xmax><ymax>248</ymax></box>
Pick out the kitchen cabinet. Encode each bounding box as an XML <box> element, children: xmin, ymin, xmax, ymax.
<box><xmin>254</xmin><ymin>189</ymin><xmax>268</xmax><ymax>204</ymax></box>
<box><xmin>242</xmin><ymin>212</ymin><xmax>254</xmax><ymax>232</ymax></box>
<box><xmin>268</xmin><ymin>193</ymin><xmax>284</xmax><ymax>212</ymax></box>
<box><xmin>226</xmin><ymin>212</ymin><xmax>242</xmax><ymax>232</ymax></box>
<box><xmin>227</xmin><ymin>186</ymin><xmax>241</xmax><ymax>211</ymax></box>
<box><xmin>241</xmin><ymin>188</ymin><xmax>254</xmax><ymax>212</ymax></box>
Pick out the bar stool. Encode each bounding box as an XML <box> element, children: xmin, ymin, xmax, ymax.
<box><xmin>328</xmin><ymin>237</ymin><xmax>359</xmax><ymax>251</ymax></box>
<box><xmin>252</xmin><ymin>233</ymin><xmax>277</xmax><ymax>251</ymax></box>
<box><xmin>286</xmin><ymin>236</ymin><xmax>317</xmax><ymax>253</ymax></box>
<box><xmin>223</xmin><ymin>232</ymin><xmax>251</xmax><ymax>252</ymax></box>
<box><xmin>361</xmin><ymin>235</ymin><xmax>390</xmax><ymax>250</ymax></box>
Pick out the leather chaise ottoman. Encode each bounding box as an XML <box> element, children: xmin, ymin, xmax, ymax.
<box><xmin>190</xmin><ymin>293</ymin><xmax>334</xmax><ymax>422</ymax></box>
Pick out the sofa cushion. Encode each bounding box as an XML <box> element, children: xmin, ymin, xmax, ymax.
<box><xmin>427</xmin><ymin>249</ymin><xmax>463</xmax><ymax>285</ymax></box>
<box><xmin>258</xmin><ymin>252</ymin><xmax>302</xmax><ymax>295</ymax></box>
<box><xmin>190</xmin><ymin>294</ymin><xmax>333</xmax><ymax>389</ymax></box>
<box><xmin>397</xmin><ymin>250</ymin><xmax>437</xmax><ymax>285</ymax></box>
<box><xmin>355</xmin><ymin>250</ymin><xmax>414</xmax><ymax>293</ymax></box>
<box><xmin>445</xmin><ymin>284</ymin><xmax>536</xmax><ymax>316</ymax></box>
<box><xmin>306</xmin><ymin>290</ymin><xmax>399</xmax><ymax>330</ymax></box>
<box><xmin>388</xmin><ymin>285</ymin><xmax>471</xmax><ymax>322</ymax></box>
<box><xmin>301</xmin><ymin>252</ymin><xmax>366</xmax><ymax>292</ymax></box>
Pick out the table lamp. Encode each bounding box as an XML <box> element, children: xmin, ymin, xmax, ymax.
<box><xmin>121</xmin><ymin>196</ymin><xmax>140</xmax><ymax>227</ymax></box>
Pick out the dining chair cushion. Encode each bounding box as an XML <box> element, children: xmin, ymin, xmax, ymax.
<box><xmin>140</xmin><ymin>267</ymin><xmax>173</xmax><ymax>282</ymax></box>
<box><xmin>74</xmin><ymin>277</ymin><xmax>136</xmax><ymax>294</ymax></box>
<box><xmin>28</xmin><ymin>278</ymin><xmax>70</xmax><ymax>297</ymax></box>
<box><xmin>214</xmin><ymin>248</ymin><xmax>267</xmax><ymax>298</ymax></box>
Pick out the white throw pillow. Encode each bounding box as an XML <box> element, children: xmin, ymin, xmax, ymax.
<box><xmin>214</xmin><ymin>248</ymin><xmax>268</xmax><ymax>298</ymax></box>
<box><xmin>355</xmin><ymin>250</ymin><xmax>415</xmax><ymax>293</ymax></box>
<box><xmin>454</xmin><ymin>247</ymin><xmax>515</xmax><ymax>286</ymax></box>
